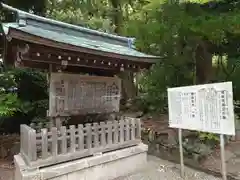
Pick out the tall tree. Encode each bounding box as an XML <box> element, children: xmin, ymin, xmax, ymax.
<box><xmin>108</xmin><ymin>0</ymin><xmax>151</xmax><ymax>102</ymax></box>
<box><xmin>109</xmin><ymin>0</ymin><xmax>122</xmax><ymax>33</ymax></box>
<box><xmin>124</xmin><ymin>0</ymin><xmax>240</xmax><ymax>111</ymax></box>
<box><xmin>0</xmin><ymin>0</ymin><xmax>47</xmax><ymax>21</ymax></box>
<box><xmin>46</xmin><ymin>0</ymin><xmax>114</xmax><ymax>32</ymax></box>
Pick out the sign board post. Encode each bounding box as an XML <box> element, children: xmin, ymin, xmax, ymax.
<box><xmin>220</xmin><ymin>134</ymin><xmax>227</xmax><ymax>180</ymax></box>
<box><xmin>167</xmin><ymin>82</ymin><xmax>235</xmax><ymax>180</ymax></box>
<box><xmin>178</xmin><ymin>128</ymin><xmax>184</xmax><ymax>177</ymax></box>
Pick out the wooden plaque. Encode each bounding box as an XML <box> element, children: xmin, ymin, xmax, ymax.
<box><xmin>49</xmin><ymin>73</ymin><xmax>121</xmax><ymax>117</ymax></box>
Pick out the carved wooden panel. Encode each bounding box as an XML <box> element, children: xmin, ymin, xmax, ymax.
<box><xmin>49</xmin><ymin>73</ymin><xmax>121</xmax><ymax>117</ymax></box>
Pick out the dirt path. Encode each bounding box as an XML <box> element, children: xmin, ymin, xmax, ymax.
<box><xmin>116</xmin><ymin>155</ymin><xmax>221</xmax><ymax>180</ymax></box>
<box><xmin>0</xmin><ymin>167</ymin><xmax>14</xmax><ymax>180</ymax></box>
<box><xmin>202</xmin><ymin>141</ymin><xmax>240</xmax><ymax>179</ymax></box>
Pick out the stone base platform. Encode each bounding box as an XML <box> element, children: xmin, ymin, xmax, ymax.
<box><xmin>14</xmin><ymin>143</ymin><xmax>148</xmax><ymax>180</ymax></box>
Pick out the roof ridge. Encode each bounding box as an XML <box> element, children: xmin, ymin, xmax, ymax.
<box><xmin>1</xmin><ymin>3</ymin><xmax>135</xmax><ymax>46</ymax></box>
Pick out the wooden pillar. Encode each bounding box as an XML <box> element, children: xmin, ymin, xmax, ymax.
<box><xmin>55</xmin><ymin>117</ymin><xmax>62</xmax><ymax>129</ymax></box>
<box><xmin>47</xmin><ymin>64</ymin><xmax>62</xmax><ymax>129</ymax></box>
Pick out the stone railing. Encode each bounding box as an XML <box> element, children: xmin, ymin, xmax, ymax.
<box><xmin>20</xmin><ymin>117</ymin><xmax>141</xmax><ymax>168</ymax></box>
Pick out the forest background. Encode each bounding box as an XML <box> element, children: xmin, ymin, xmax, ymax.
<box><xmin>0</xmin><ymin>0</ymin><xmax>239</xmax><ymax>140</ymax></box>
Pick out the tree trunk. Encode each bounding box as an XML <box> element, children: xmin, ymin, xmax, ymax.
<box><xmin>110</xmin><ymin>0</ymin><xmax>136</xmax><ymax>103</ymax></box>
<box><xmin>109</xmin><ymin>0</ymin><xmax>122</xmax><ymax>34</ymax></box>
<box><xmin>195</xmin><ymin>42</ymin><xmax>213</xmax><ymax>84</ymax></box>
<box><xmin>119</xmin><ymin>71</ymin><xmax>137</xmax><ymax>101</ymax></box>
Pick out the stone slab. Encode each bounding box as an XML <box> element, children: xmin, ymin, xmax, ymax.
<box><xmin>14</xmin><ymin>143</ymin><xmax>148</xmax><ymax>180</ymax></box>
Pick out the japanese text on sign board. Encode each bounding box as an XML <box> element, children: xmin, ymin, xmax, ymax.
<box><xmin>167</xmin><ymin>82</ymin><xmax>235</xmax><ymax>135</ymax></box>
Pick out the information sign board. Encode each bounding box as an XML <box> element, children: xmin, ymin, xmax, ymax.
<box><xmin>167</xmin><ymin>82</ymin><xmax>235</xmax><ymax>135</ymax></box>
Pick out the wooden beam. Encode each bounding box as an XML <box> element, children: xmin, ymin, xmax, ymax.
<box><xmin>10</xmin><ymin>40</ymin><xmax>152</xmax><ymax>73</ymax></box>
<box><xmin>18</xmin><ymin>60</ymin><xmax>117</xmax><ymax>76</ymax></box>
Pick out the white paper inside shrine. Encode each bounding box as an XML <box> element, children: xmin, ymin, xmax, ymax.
<box><xmin>167</xmin><ymin>82</ymin><xmax>235</xmax><ymax>135</ymax></box>
<box><xmin>49</xmin><ymin>73</ymin><xmax>121</xmax><ymax>116</ymax></box>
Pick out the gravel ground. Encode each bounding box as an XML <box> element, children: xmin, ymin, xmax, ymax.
<box><xmin>116</xmin><ymin>155</ymin><xmax>221</xmax><ymax>180</ymax></box>
<box><xmin>0</xmin><ymin>168</ymin><xmax>14</xmax><ymax>180</ymax></box>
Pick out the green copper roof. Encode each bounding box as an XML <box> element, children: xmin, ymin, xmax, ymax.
<box><xmin>1</xmin><ymin>3</ymin><xmax>158</xmax><ymax>62</ymax></box>
<box><xmin>2</xmin><ymin>23</ymin><xmax>156</xmax><ymax>59</ymax></box>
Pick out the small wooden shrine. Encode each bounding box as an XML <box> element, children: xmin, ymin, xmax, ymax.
<box><xmin>1</xmin><ymin>3</ymin><xmax>158</xmax><ymax>180</ymax></box>
<box><xmin>1</xmin><ymin>4</ymin><xmax>157</xmax><ymax>72</ymax></box>
<box><xmin>1</xmin><ymin>3</ymin><xmax>157</xmax><ymax>123</ymax></box>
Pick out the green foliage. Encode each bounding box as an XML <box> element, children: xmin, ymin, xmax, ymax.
<box><xmin>0</xmin><ymin>0</ymin><xmax>46</xmax><ymax>22</ymax></box>
<box><xmin>46</xmin><ymin>0</ymin><xmax>151</xmax><ymax>33</ymax></box>
<box><xmin>0</xmin><ymin>69</ymin><xmax>21</xmax><ymax>117</ymax></box>
<box><xmin>46</xmin><ymin>0</ymin><xmax>115</xmax><ymax>32</ymax></box>
<box><xmin>124</xmin><ymin>0</ymin><xmax>240</xmax><ymax>112</ymax></box>
<box><xmin>2</xmin><ymin>0</ymin><xmax>46</xmax><ymax>14</ymax></box>
<box><xmin>0</xmin><ymin>93</ymin><xmax>20</xmax><ymax>116</ymax></box>
<box><xmin>0</xmin><ymin>67</ymin><xmax>48</xmax><ymax>132</ymax></box>
<box><xmin>198</xmin><ymin>132</ymin><xmax>220</xmax><ymax>142</ymax></box>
